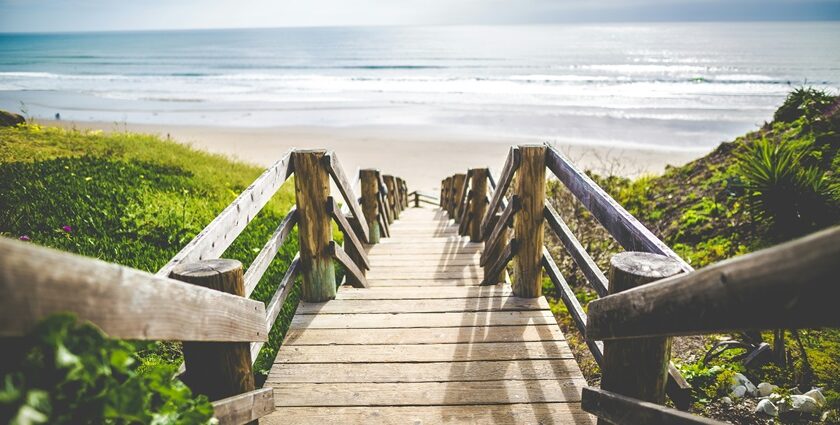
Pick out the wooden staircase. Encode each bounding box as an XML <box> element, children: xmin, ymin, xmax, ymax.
<box><xmin>264</xmin><ymin>206</ymin><xmax>594</xmax><ymax>424</ymax></box>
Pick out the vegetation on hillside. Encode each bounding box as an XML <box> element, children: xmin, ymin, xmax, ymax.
<box><xmin>0</xmin><ymin>123</ymin><xmax>301</xmax><ymax>378</ymax></box>
<box><xmin>545</xmin><ymin>88</ymin><xmax>840</xmax><ymax>424</ymax></box>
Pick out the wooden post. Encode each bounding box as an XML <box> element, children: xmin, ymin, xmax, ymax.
<box><xmin>414</xmin><ymin>192</ymin><xmax>420</xmax><ymax>207</ymax></box>
<box><xmin>599</xmin><ymin>251</ymin><xmax>682</xmax><ymax>419</ymax></box>
<box><xmin>360</xmin><ymin>169</ymin><xmax>381</xmax><ymax>244</ymax></box>
<box><xmin>512</xmin><ymin>145</ymin><xmax>546</xmax><ymax>298</ymax></box>
<box><xmin>379</xmin><ymin>171</ymin><xmax>394</xmax><ymax>225</ymax></box>
<box><xmin>384</xmin><ymin>175</ymin><xmax>399</xmax><ymax>220</ymax></box>
<box><xmin>443</xmin><ymin>177</ymin><xmax>452</xmax><ymax>215</ymax></box>
<box><xmin>452</xmin><ymin>173</ymin><xmax>467</xmax><ymax>223</ymax></box>
<box><xmin>294</xmin><ymin>150</ymin><xmax>336</xmax><ymax>302</ymax></box>
<box><xmin>396</xmin><ymin>178</ymin><xmax>407</xmax><ymax>208</ymax></box>
<box><xmin>173</xmin><ymin>259</ymin><xmax>255</xmax><ymax>404</ymax></box>
<box><xmin>468</xmin><ymin>168</ymin><xmax>488</xmax><ymax>242</ymax></box>
<box><xmin>482</xmin><ymin>213</ymin><xmax>509</xmax><ymax>283</ymax></box>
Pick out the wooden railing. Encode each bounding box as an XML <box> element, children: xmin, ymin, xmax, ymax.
<box><xmin>0</xmin><ymin>148</ymin><xmax>407</xmax><ymax>425</ymax></box>
<box><xmin>440</xmin><ymin>144</ymin><xmax>840</xmax><ymax>424</ymax></box>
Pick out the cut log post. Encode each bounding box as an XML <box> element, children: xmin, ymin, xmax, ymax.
<box><xmin>384</xmin><ymin>175</ymin><xmax>399</xmax><ymax>220</ymax></box>
<box><xmin>414</xmin><ymin>192</ymin><xmax>420</xmax><ymax>207</ymax></box>
<box><xmin>511</xmin><ymin>145</ymin><xmax>546</xmax><ymax>298</ymax></box>
<box><xmin>598</xmin><ymin>251</ymin><xmax>683</xmax><ymax>422</ymax></box>
<box><xmin>397</xmin><ymin>178</ymin><xmax>407</xmax><ymax>209</ymax></box>
<box><xmin>293</xmin><ymin>150</ymin><xmax>336</xmax><ymax>302</ymax></box>
<box><xmin>360</xmin><ymin>169</ymin><xmax>381</xmax><ymax>244</ymax></box>
<box><xmin>452</xmin><ymin>173</ymin><xmax>467</xmax><ymax>223</ymax></box>
<box><xmin>468</xmin><ymin>168</ymin><xmax>489</xmax><ymax>242</ymax></box>
<box><xmin>172</xmin><ymin>259</ymin><xmax>256</xmax><ymax>406</ymax></box>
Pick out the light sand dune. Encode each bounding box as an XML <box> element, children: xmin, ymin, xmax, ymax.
<box><xmin>45</xmin><ymin>120</ymin><xmax>704</xmax><ymax>191</ymax></box>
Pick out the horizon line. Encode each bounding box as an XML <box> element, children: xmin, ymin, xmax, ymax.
<box><xmin>2</xmin><ymin>19</ymin><xmax>840</xmax><ymax>36</ymax></box>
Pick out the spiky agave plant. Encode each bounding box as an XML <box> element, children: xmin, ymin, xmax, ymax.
<box><xmin>736</xmin><ymin>138</ymin><xmax>838</xmax><ymax>239</ymax></box>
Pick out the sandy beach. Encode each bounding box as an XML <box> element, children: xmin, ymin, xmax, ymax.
<box><xmin>44</xmin><ymin>120</ymin><xmax>705</xmax><ymax>191</ymax></box>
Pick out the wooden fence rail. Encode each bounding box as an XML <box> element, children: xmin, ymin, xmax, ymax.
<box><xmin>1</xmin><ymin>148</ymin><xmax>407</xmax><ymax>425</ymax></box>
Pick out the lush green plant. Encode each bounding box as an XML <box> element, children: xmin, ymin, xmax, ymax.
<box><xmin>774</xmin><ymin>87</ymin><xmax>836</xmax><ymax>124</ymax></box>
<box><xmin>0</xmin><ymin>314</ymin><xmax>214</xmax><ymax>425</ymax></box>
<box><xmin>736</xmin><ymin>138</ymin><xmax>837</xmax><ymax>238</ymax></box>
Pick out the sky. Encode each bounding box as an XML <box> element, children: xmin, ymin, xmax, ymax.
<box><xmin>1</xmin><ymin>0</ymin><xmax>839</xmax><ymax>33</ymax></box>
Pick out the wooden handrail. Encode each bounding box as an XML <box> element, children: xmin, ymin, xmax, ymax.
<box><xmin>541</xmin><ymin>248</ymin><xmax>604</xmax><ymax>364</ymax></box>
<box><xmin>587</xmin><ymin>225</ymin><xmax>840</xmax><ymax>340</ymax></box>
<box><xmin>243</xmin><ymin>206</ymin><xmax>298</xmax><ymax>296</ymax></box>
<box><xmin>480</xmin><ymin>146</ymin><xmax>520</xmax><ymax>238</ymax></box>
<box><xmin>326</xmin><ymin>197</ymin><xmax>370</xmax><ymax>270</ymax></box>
<box><xmin>212</xmin><ymin>387</ymin><xmax>275</xmax><ymax>425</ymax></box>
<box><xmin>251</xmin><ymin>254</ymin><xmax>300</xmax><ymax>361</ymax></box>
<box><xmin>328</xmin><ymin>241</ymin><xmax>368</xmax><ymax>288</ymax></box>
<box><xmin>325</xmin><ymin>152</ymin><xmax>370</xmax><ymax>244</ymax></box>
<box><xmin>543</xmin><ymin>202</ymin><xmax>609</xmax><ymax>297</ymax></box>
<box><xmin>545</xmin><ymin>147</ymin><xmax>691</xmax><ymax>272</ymax></box>
<box><xmin>0</xmin><ymin>238</ymin><xmax>267</xmax><ymax>342</ymax></box>
<box><xmin>581</xmin><ymin>388</ymin><xmax>724</xmax><ymax>425</ymax></box>
<box><xmin>481</xmin><ymin>239</ymin><xmax>518</xmax><ymax>285</ymax></box>
<box><xmin>158</xmin><ymin>151</ymin><xmax>294</xmax><ymax>277</ymax></box>
<box><xmin>480</xmin><ymin>195</ymin><xmax>520</xmax><ymax>266</ymax></box>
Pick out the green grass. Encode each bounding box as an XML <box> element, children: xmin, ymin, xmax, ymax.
<box><xmin>0</xmin><ymin>123</ymin><xmax>299</xmax><ymax>376</ymax></box>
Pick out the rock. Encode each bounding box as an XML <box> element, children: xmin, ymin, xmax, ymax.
<box><xmin>788</xmin><ymin>395</ymin><xmax>820</xmax><ymax>414</ymax></box>
<box><xmin>804</xmin><ymin>389</ymin><xmax>826</xmax><ymax>407</ymax></box>
<box><xmin>757</xmin><ymin>382</ymin><xmax>777</xmax><ymax>397</ymax></box>
<box><xmin>755</xmin><ymin>399</ymin><xmax>779</xmax><ymax>417</ymax></box>
<box><xmin>721</xmin><ymin>396</ymin><xmax>733</xmax><ymax>405</ymax></box>
<box><xmin>731</xmin><ymin>373</ymin><xmax>757</xmax><ymax>396</ymax></box>
<box><xmin>730</xmin><ymin>385</ymin><xmax>747</xmax><ymax>398</ymax></box>
<box><xmin>0</xmin><ymin>110</ymin><xmax>25</xmax><ymax>127</ymax></box>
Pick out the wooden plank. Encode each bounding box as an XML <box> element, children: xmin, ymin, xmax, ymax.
<box><xmin>273</xmin><ymin>379</ymin><xmax>586</xmax><ymax>406</ymax></box>
<box><xmin>482</xmin><ymin>239</ymin><xmax>517</xmax><ymax>285</ymax></box>
<box><xmin>243</xmin><ymin>207</ymin><xmax>297</xmax><ymax>297</ymax></box>
<box><xmin>264</xmin><ymin>404</ymin><xmax>593</xmax><ymax>425</ymax></box>
<box><xmin>276</xmin><ymin>341</ymin><xmax>574</xmax><ymax>363</ymax></box>
<box><xmin>544</xmin><ymin>202</ymin><xmax>609</xmax><ymax>297</ymax></box>
<box><xmin>365</xmin><ymin>278</ymin><xmax>483</xmax><ymax>287</ymax></box>
<box><xmin>326</xmin><ymin>197</ymin><xmax>370</xmax><ymax>270</ymax></box>
<box><xmin>267</xmin><ymin>359</ymin><xmax>581</xmax><ymax>383</ymax></box>
<box><xmin>545</xmin><ymin>147</ymin><xmax>692</xmax><ymax>272</ymax></box>
<box><xmin>290</xmin><ymin>310</ymin><xmax>559</xmax><ymax>329</ymax></box>
<box><xmin>581</xmin><ymin>387</ymin><xmax>723</xmax><ymax>425</ymax></box>
<box><xmin>212</xmin><ymin>388</ymin><xmax>275</xmax><ymax>425</ymax></box>
<box><xmin>365</xmin><ymin>270</ymin><xmax>483</xmax><ymax>280</ymax></box>
<box><xmin>480</xmin><ymin>146</ymin><xmax>520</xmax><ymax>238</ymax></box>
<box><xmin>335</xmin><ymin>285</ymin><xmax>507</xmax><ymax>300</ymax></box>
<box><xmin>329</xmin><ymin>241</ymin><xmax>368</xmax><ymax>289</ymax></box>
<box><xmin>294</xmin><ymin>296</ymin><xmax>549</xmax><ymax>314</ymax></box>
<box><xmin>251</xmin><ymin>254</ymin><xmax>300</xmax><ymax>361</ymax></box>
<box><xmin>0</xmin><ymin>238</ymin><xmax>267</xmax><ymax>342</ymax></box>
<box><xmin>368</xmin><ymin>259</ymin><xmax>480</xmax><ymax>267</ymax></box>
<box><xmin>324</xmin><ymin>151</ymin><xmax>370</xmax><ymax>243</ymax></box>
<box><xmin>542</xmin><ymin>249</ymin><xmax>604</xmax><ymax>365</ymax></box>
<box><xmin>157</xmin><ymin>151</ymin><xmax>294</xmax><ymax>277</ymax></box>
<box><xmin>283</xmin><ymin>325</ymin><xmax>564</xmax><ymax>345</ymax></box>
<box><xmin>367</xmin><ymin>253</ymin><xmax>481</xmax><ymax>260</ymax></box>
<box><xmin>481</xmin><ymin>195</ymin><xmax>519</xmax><ymax>266</ymax></box>
<box><xmin>587</xmin><ymin>225</ymin><xmax>840</xmax><ymax>340</ymax></box>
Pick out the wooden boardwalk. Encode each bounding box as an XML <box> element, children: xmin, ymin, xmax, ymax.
<box><xmin>264</xmin><ymin>207</ymin><xmax>594</xmax><ymax>424</ymax></box>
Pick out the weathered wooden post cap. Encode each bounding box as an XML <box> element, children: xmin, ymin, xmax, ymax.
<box><xmin>171</xmin><ymin>259</ymin><xmax>244</xmax><ymax>287</ymax></box>
<box><xmin>609</xmin><ymin>252</ymin><xmax>683</xmax><ymax>287</ymax></box>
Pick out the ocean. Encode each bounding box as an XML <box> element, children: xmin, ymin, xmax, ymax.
<box><xmin>1</xmin><ymin>23</ymin><xmax>838</xmax><ymax>151</ymax></box>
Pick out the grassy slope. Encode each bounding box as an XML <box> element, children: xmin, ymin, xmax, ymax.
<box><xmin>0</xmin><ymin>124</ymin><xmax>300</xmax><ymax>375</ymax></box>
<box><xmin>545</xmin><ymin>90</ymin><xmax>840</xmax><ymax>422</ymax></box>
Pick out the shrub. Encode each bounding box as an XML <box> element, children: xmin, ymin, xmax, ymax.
<box><xmin>736</xmin><ymin>138</ymin><xmax>838</xmax><ymax>238</ymax></box>
<box><xmin>0</xmin><ymin>314</ymin><xmax>214</xmax><ymax>424</ymax></box>
<box><xmin>774</xmin><ymin>87</ymin><xmax>835</xmax><ymax>124</ymax></box>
